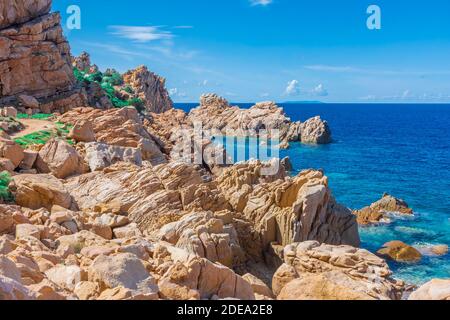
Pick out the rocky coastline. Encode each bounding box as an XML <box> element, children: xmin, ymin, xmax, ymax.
<box><xmin>0</xmin><ymin>0</ymin><xmax>448</xmax><ymax>301</ymax></box>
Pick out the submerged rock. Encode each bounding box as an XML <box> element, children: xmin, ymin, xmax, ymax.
<box><xmin>377</xmin><ymin>241</ymin><xmax>422</xmax><ymax>263</ymax></box>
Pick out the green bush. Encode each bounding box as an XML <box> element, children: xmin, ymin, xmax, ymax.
<box><xmin>14</xmin><ymin>123</ymin><xmax>74</xmax><ymax>148</ymax></box>
<box><xmin>0</xmin><ymin>172</ymin><xmax>13</xmax><ymax>202</ymax></box>
<box><xmin>17</xmin><ymin>113</ymin><xmax>54</xmax><ymax>120</ymax></box>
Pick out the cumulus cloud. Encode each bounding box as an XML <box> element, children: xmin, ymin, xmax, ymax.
<box><xmin>313</xmin><ymin>84</ymin><xmax>328</xmax><ymax>97</ymax></box>
<box><xmin>250</xmin><ymin>0</ymin><xmax>273</xmax><ymax>6</ymax></box>
<box><xmin>285</xmin><ymin>80</ymin><xmax>301</xmax><ymax>96</ymax></box>
<box><xmin>168</xmin><ymin>88</ymin><xmax>187</xmax><ymax>98</ymax></box>
<box><xmin>109</xmin><ymin>25</ymin><xmax>173</xmax><ymax>43</ymax></box>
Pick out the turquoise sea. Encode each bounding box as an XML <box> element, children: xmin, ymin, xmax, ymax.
<box><xmin>177</xmin><ymin>103</ymin><xmax>450</xmax><ymax>285</ymax></box>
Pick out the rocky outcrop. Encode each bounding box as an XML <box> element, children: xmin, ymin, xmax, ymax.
<box><xmin>187</xmin><ymin>94</ymin><xmax>332</xmax><ymax>149</ymax></box>
<box><xmin>273</xmin><ymin>241</ymin><xmax>405</xmax><ymax>300</ymax></box>
<box><xmin>10</xmin><ymin>174</ymin><xmax>74</xmax><ymax>210</ymax></box>
<box><xmin>409</xmin><ymin>279</ymin><xmax>450</xmax><ymax>300</ymax></box>
<box><xmin>65</xmin><ymin>161</ymin><xmax>230</xmax><ymax>234</ymax></box>
<box><xmin>58</xmin><ymin>107</ymin><xmax>167</xmax><ymax>165</ymax></box>
<box><xmin>123</xmin><ymin>66</ymin><xmax>173</xmax><ymax>114</ymax></box>
<box><xmin>0</xmin><ymin>1</ymin><xmax>87</xmax><ymax>113</ymax></box>
<box><xmin>354</xmin><ymin>194</ymin><xmax>413</xmax><ymax>225</ymax></box>
<box><xmin>216</xmin><ymin>161</ymin><xmax>360</xmax><ymax>250</ymax></box>
<box><xmin>83</xmin><ymin>142</ymin><xmax>142</xmax><ymax>171</ymax></box>
<box><xmin>300</xmin><ymin>116</ymin><xmax>332</xmax><ymax>144</ymax></box>
<box><xmin>377</xmin><ymin>241</ymin><xmax>422</xmax><ymax>263</ymax></box>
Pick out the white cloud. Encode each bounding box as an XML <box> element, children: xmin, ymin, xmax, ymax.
<box><xmin>360</xmin><ymin>90</ymin><xmax>450</xmax><ymax>102</ymax></box>
<box><xmin>313</xmin><ymin>84</ymin><xmax>328</xmax><ymax>97</ymax></box>
<box><xmin>110</xmin><ymin>25</ymin><xmax>173</xmax><ymax>43</ymax></box>
<box><xmin>305</xmin><ymin>65</ymin><xmax>450</xmax><ymax>76</ymax></box>
<box><xmin>168</xmin><ymin>88</ymin><xmax>187</xmax><ymax>98</ymax></box>
<box><xmin>285</xmin><ymin>80</ymin><xmax>301</xmax><ymax>96</ymax></box>
<box><xmin>250</xmin><ymin>0</ymin><xmax>273</xmax><ymax>6</ymax></box>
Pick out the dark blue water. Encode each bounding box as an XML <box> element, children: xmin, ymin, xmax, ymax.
<box><xmin>176</xmin><ymin>103</ymin><xmax>450</xmax><ymax>285</ymax></box>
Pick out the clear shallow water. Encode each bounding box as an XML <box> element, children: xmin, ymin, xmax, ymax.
<box><xmin>176</xmin><ymin>103</ymin><xmax>450</xmax><ymax>285</ymax></box>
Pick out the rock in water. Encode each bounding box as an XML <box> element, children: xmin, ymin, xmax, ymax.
<box><xmin>0</xmin><ymin>1</ymin><xmax>87</xmax><ymax>113</ymax></box>
<box><xmin>354</xmin><ymin>193</ymin><xmax>413</xmax><ymax>225</ymax></box>
<box><xmin>377</xmin><ymin>241</ymin><xmax>422</xmax><ymax>263</ymax></box>
<box><xmin>217</xmin><ymin>161</ymin><xmax>360</xmax><ymax>249</ymax></box>
<box><xmin>123</xmin><ymin>66</ymin><xmax>173</xmax><ymax>114</ymax></box>
<box><xmin>300</xmin><ymin>116</ymin><xmax>332</xmax><ymax>144</ymax></box>
<box><xmin>274</xmin><ymin>241</ymin><xmax>405</xmax><ymax>300</ymax></box>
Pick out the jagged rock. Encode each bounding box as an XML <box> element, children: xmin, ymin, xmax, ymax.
<box><xmin>155</xmin><ymin>243</ymin><xmax>255</xmax><ymax>300</ymax></box>
<box><xmin>156</xmin><ymin>211</ymin><xmax>237</xmax><ymax>268</ymax></box>
<box><xmin>242</xmin><ymin>273</ymin><xmax>274</xmax><ymax>299</ymax></box>
<box><xmin>0</xmin><ymin>4</ymin><xmax>86</xmax><ymax>112</ymax></box>
<box><xmin>273</xmin><ymin>241</ymin><xmax>405</xmax><ymax>300</ymax></box>
<box><xmin>354</xmin><ymin>194</ymin><xmax>413</xmax><ymax>225</ymax></box>
<box><xmin>123</xmin><ymin>66</ymin><xmax>173</xmax><ymax>114</ymax></box>
<box><xmin>409</xmin><ymin>279</ymin><xmax>450</xmax><ymax>300</ymax></box>
<box><xmin>15</xmin><ymin>224</ymin><xmax>41</xmax><ymax>240</ymax></box>
<box><xmin>430</xmin><ymin>245</ymin><xmax>449</xmax><ymax>256</ymax></box>
<box><xmin>66</xmin><ymin>162</ymin><xmax>230</xmax><ymax>233</ymax></box>
<box><xmin>377</xmin><ymin>241</ymin><xmax>422</xmax><ymax>263</ymax></box>
<box><xmin>74</xmin><ymin>281</ymin><xmax>100</xmax><ymax>300</ymax></box>
<box><xmin>67</xmin><ymin>120</ymin><xmax>96</xmax><ymax>143</ymax></box>
<box><xmin>217</xmin><ymin>161</ymin><xmax>360</xmax><ymax>249</ymax></box>
<box><xmin>11</xmin><ymin>174</ymin><xmax>73</xmax><ymax>210</ymax></box>
<box><xmin>72</xmin><ymin>52</ymin><xmax>91</xmax><ymax>72</ymax></box>
<box><xmin>188</xmin><ymin>94</ymin><xmax>304</xmax><ymax>149</ymax></box>
<box><xmin>84</xmin><ymin>142</ymin><xmax>142</xmax><ymax>171</ymax></box>
<box><xmin>58</xmin><ymin>107</ymin><xmax>166</xmax><ymax>165</ymax></box>
<box><xmin>35</xmin><ymin>139</ymin><xmax>87</xmax><ymax>179</ymax></box>
<box><xmin>300</xmin><ymin>116</ymin><xmax>332</xmax><ymax>144</ymax></box>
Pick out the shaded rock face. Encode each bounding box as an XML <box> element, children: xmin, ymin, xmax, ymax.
<box><xmin>123</xmin><ymin>66</ymin><xmax>173</xmax><ymax>114</ymax></box>
<box><xmin>0</xmin><ymin>2</ymin><xmax>86</xmax><ymax>112</ymax></box>
<box><xmin>216</xmin><ymin>161</ymin><xmax>360</xmax><ymax>249</ymax></box>
<box><xmin>300</xmin><ymin>116</ymin><xmax>332</xmax><ymax>144</ymax></box>
<box><xmin>354</xmin><ymin>194</ymin><xmax>413</xmax><ymax>225</ymax></box>
<box><xmin>273</xmin><ymin>241</ymin><xmax>405</xmax><ymax>300</ymax></box>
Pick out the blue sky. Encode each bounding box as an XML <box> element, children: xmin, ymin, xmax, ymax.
<box><xmin>53</xmin><ymin>0</ymin><xmax>450</xmax><ymax>103</ymax></box>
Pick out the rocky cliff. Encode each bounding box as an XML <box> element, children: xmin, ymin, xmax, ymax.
<box><xmin>0</xmin><ymin>0</ymin><xmax>86</xmax><ymax>113</ymax></box>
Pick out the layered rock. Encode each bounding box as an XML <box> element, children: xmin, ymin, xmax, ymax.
<box><xmin>216</xmin><ymin>161</ymin><xmax>360</xmax><ymax>250</ymax></box>
<box><xmin>123</xmin><ymin>66</ymin><xmax>173</xmax><ymax>114</ymax></box>
<box><xmin>273</xmin><ymin>241</ymin><xmax>405</xmax><ymax>300</ymax></box>
<box><xmin>187</xmin><ymin>94</ymin><xmax>332</xmax><ymax>149</ymax></box>
<box><xmin>0</xmin><ymin>1</ymin><xmax>87</xmax><ymax>112</ymax></box>
<box><xmin>65</xmin><ymin>161</ymin><xmax>230</xmax><ymax>234</ymax></box>
<box><xmin>58</xmin><ymin>107</ymin><xmax>166</xmax><ymax>165</ymax></box>
<box><xmin>354</xmin><ymin>194</ymin><xmax>413</xmax><ymax>225</ymax></box>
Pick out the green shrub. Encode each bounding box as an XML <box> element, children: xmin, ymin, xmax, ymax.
<box><xmin>0</xmin><ymin>172</ymin><xmax>13</xmax><ymax>202</ymax></box>
<box><xmin>17</xmin><ymin>113</ymin><xmax>54</xmax><ymax>120</ymax></box>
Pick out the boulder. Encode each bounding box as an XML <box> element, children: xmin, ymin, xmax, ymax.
<box><xmin>18</xmin><ymin>95</ymin><xmax>39</xmax><ymax>109</ymax></box>
<box><xmin>19</xmin><ymin>151</ymin><xmax>38</xmax><ymax>171</ymax></box>
<box><xmin>88</xmin><ymin>253</ymin><xmax>156</xmax><ymax>292</ymax></box>
<box><xmin>0</xmin><ymin>140</ymin><xmax>24</xmax><ymax>168</ymax></box>
<box><xmin>300</xmin><ymin>116</ymin><xmax>332</xmax><ymax>144</ymax></box>
<box><xmin>123</xmin><ymin>65</ymin><xmax>173</xmax><ymax>114</ymax></box>
<box><xmin>377</xmin><ymin>241</ymin><xmax>422</xmax><ymax>263</ymax></box>
<box><xmin>15</xmin><ymin>224</ymin><xmax>41</xmax><ymax>240</ymax></box>
<box><xmin>84</xmin><ymin>142</ymin><xmax>142</xmax><ymax>171</ymax></box>
<box><xmin>0</xmin><ymin>275</ymin><xmax>34</xmax><ymax>300</ymax></box>
<box><xmin>11</xmin><ymin>174</ymin><xmax>73</xmax><ymax>210</ymax></box>
<box><xmin>0</xmin><ymin>255</ymin><xmax>21</xmax><ymax>282</ymax></box>
<box><xmin>45</xmin><ymin>265</ymin><xmax>82</xmax><ymax>291</ymax></box>
<box><xmin>354</xmin><ymin>194</ymin><xmax>413</xmax><ymax>225</ymax></box>
<box><xmin>242</xmin><ymin>273</ymin><xmax>274</xmax><ymax>299</ymax></box>
<box><xmin>273</xmin><ymin>241</ymin><xmax>405</xmax><ymax>300</ymax></box>
<box><xmin>409</xmin><ymin>279</ymin><xmax>450</xmax><ymax>300</ymax></box>
<box><xmin>0</xmin><ymin>0</ymin><xmax>52</xmax><ymax>29</ymax></box>
<box><xmin>1</xmin><ymin>106</ymin><xmax>18</xmax><ymax>118</ymax></box>
<box><xmin>35</xmin><ymin>139</ymin><xmax>86</xmax><ymax>179</ymax></box>
<box><xmin>67</xmin><ymin>120</ymin><xmax>96</xmax><ymax>143</ymax></box>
